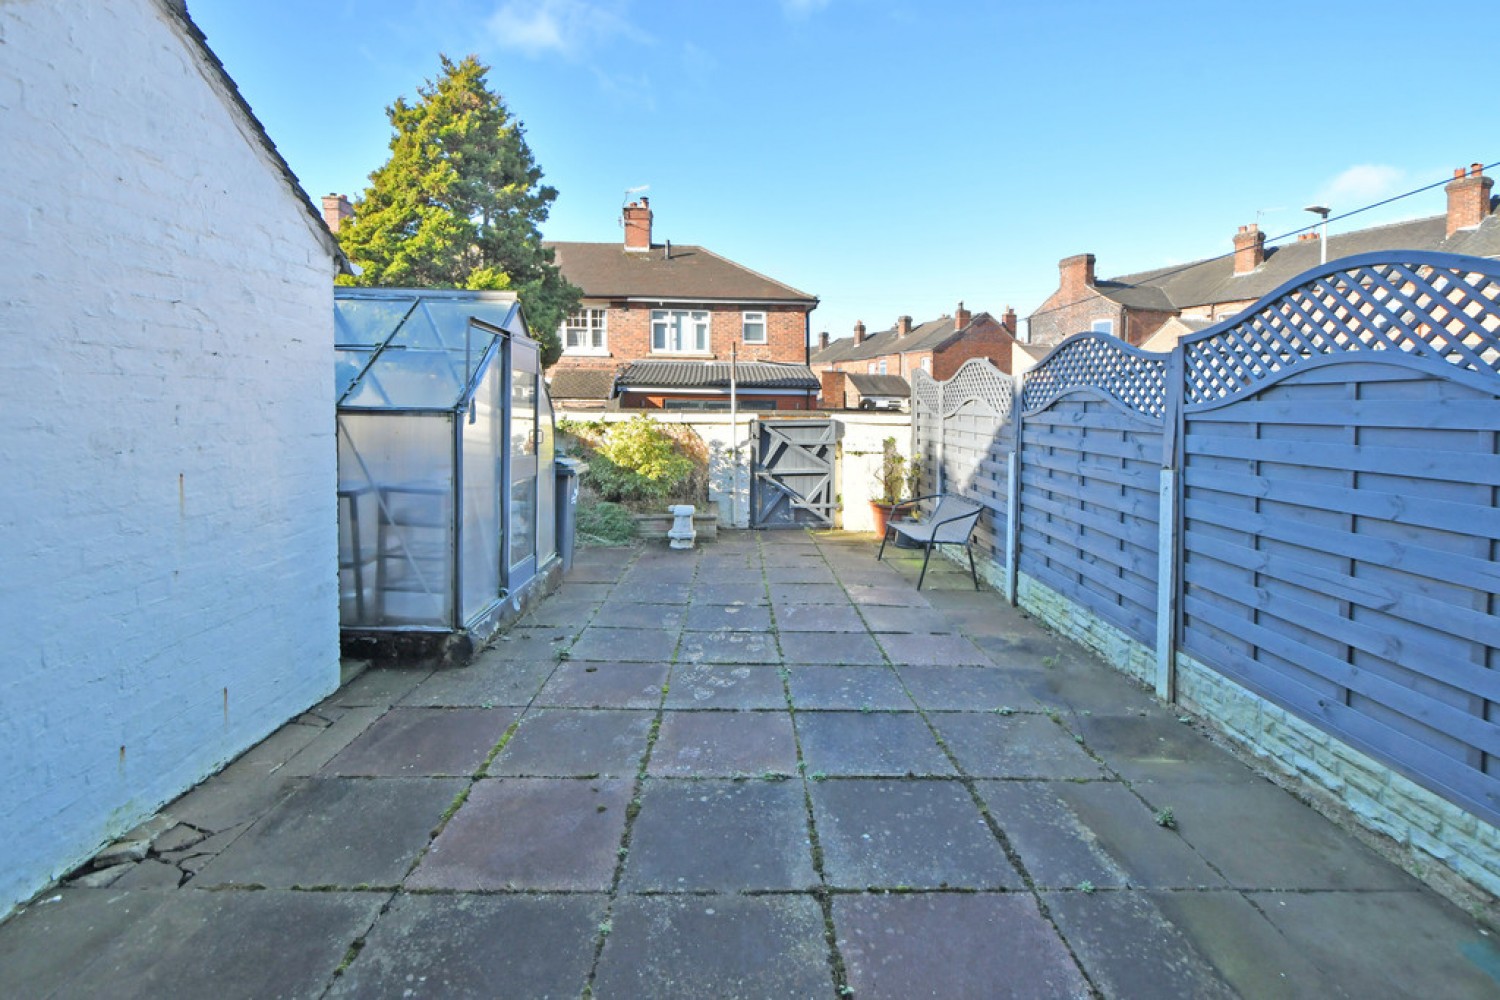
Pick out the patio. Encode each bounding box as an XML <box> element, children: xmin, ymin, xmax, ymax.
<box><xmin>3</xmin><ymin>530</ymin><xmax>1495</xmax><ymax>998</ymax></box>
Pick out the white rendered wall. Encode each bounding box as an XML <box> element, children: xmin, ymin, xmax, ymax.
<box><xmin>0</xmin><ymin>0</ymin><xmax>340</xmax><ymax>914</ymax></box>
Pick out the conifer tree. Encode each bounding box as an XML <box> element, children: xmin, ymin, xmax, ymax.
<box><xmin>337</xmin><ymin>54</ymin><xmax>577</xmax><ymax>364</ymax></box>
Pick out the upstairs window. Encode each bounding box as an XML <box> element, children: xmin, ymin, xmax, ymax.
<box><xmin>1091</xmin><ymin>318</ymin><xmax>1115</xmax><ymax>336</ymax></box>
<box><xmin>742</xmin><ymin>311</ymin><xmax>767</xmax><ymax>344</ymax></box>
<box><xmin>563</xmin><ymin>308</ymin><xmax>608</xmax><ymax>354</ymax></box>
<box><xmin>651</xmin><ymin>310</ymin><xmax>710</xmax><ymax>354</ymax></box>
<box><xmin>878</xmin><ymin>360</ymin><xmax>888</xmax><ymax>374</ymax></box>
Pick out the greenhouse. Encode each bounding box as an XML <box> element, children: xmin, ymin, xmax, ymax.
<box><xmin>334</xmin><ymin>288</ymin><xmax>559</xmax><ymax>638</ymax></box>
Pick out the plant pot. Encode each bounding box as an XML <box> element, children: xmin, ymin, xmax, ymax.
<box><xmin>870</xmin><ymin>501</ymin><xmax>914</xmax><ymax>537</ymax></box>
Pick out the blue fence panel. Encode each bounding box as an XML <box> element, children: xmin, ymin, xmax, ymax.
<box><xmin>1017</xmin><ymin>334</ymin><xmax>1168</xmax><ymax>646</ymax></box>
<box><xmin>1178</xmin><ymin>251</ymin><xmax>1500</xmax><ymax>825</ymax></box>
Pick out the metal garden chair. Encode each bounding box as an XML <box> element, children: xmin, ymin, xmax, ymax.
<box><xmin>876</xmin><ymin>493</ymin><xmax>984</xmax><ymax>590</ymax></box>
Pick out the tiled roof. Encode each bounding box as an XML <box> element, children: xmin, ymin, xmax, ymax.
<box><xmin>548</xmin><ymin>368</ymin><xmax>618</xmax><ymax>400</ymax></box>
<box><xmin>1107</xmin><ymin>209</ymin><xmax>1500</xmax><ymax>310</ymax></box>
<box><xmin>847</xmin><ymin>373</ymin><xmax>910</xmax><ymax>397</ymax></box>
<box><xmin>617</xmin><ymin>360</ymin><xmax>820</xmax><ymax>390</ymax></box>
<box><xmin>546</xmin><ymin>242</ymin><xmax>817</xmax><ymax>304</ymax></box>
<box><xmin>811</xmin><ymin>313</ymin><xmax>998</xmax><ymax>365</ymax></box>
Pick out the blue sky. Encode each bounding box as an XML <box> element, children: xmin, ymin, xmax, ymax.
<box><xmin>192</xmin><ymin>0</ymin><xmax>1494</xmax><ymax>344</ymax></box>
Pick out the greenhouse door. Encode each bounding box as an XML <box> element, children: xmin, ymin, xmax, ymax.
<box><xmin>506</xmin><ymin>340</ymin><xmax>539</xmax><ymax>588</ymax></box>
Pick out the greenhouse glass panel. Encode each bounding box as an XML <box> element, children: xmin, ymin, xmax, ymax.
<box><xmin>509</xmin><ymin>341</ymin><xmax>538</xmax><ymax>576</ymax></box>
<box><xmin>537</xmin><ymin>375</ymin><xmax>557</xmax><ymax>563</ymax></box>
<box><xmin>335</xmin><ymin>296</ymin><xmax>416</xmax><ymax>347</ymax></box>
<box><xmin>337</xmin><ymin>411</ymin><xmax>455</xmax><ymax>628</ymax></box>
<box><xmin>460</xmin><ymin>355</ymin><xmax>503</xmax><ymax>624</ymax></box>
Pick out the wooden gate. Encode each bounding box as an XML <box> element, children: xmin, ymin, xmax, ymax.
<box><xmin>751</xmin><ymin>419</ymin><xmax>840</xmax><ymax>528</ymax></box>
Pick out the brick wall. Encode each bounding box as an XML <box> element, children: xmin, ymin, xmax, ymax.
<box><xmin>0</xmin><ymin>0</ymin><xmax>340</xmax><ymax>915</ymax></box>
<box><xmin>552</xmin><ymin>301</ymin><xmax>808</xmax><ymax>369</ymax></box>
<box><xmin>932</xmin><ymin>315</ymin><xmax>1017</xmax><ymax>379</ymax></box>
<box><xmin>1028</xmin><ymin>288</ymin><xmax>1123</xmax><ymax>348</ymax></box>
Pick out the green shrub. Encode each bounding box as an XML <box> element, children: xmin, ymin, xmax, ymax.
<box><xmin>576</xmin><ymin>500</ymin><xmax>637</xmax><ymax>545</ymax></box>
<box><xmin>600</xmin><ymin>415</ymin><xmax>696</xmax><ymax>485</ymax></box>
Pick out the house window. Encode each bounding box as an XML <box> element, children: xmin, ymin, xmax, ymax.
<box><xmin>742</xmin><ymin>311</ymin><xmax>767</xmax><ymax>344</ymax></box>
<box><xmin>1091</xmin><ymin>319</ymin><xmax>1115</xmax><ymax>336</ymax></box>
<box><xmin>868</xmin><ymin>362</ymin><xmax>877</xmax><ymax>374</ymax></box>
<box><xmin>651</xmin><ymin>310</ymin><xmax>710</xmax><ymax>354</ymax></box>
<box><xmin>563</xmin><ymin>308</ymin><xmax>607</xmax><ymax>354</ymax></box>
<box><xmin>919</xmin><ymin>357</ymin><xmax>931</xmax><ymax>371</ymax></box>
<box><xmin>878</xmin><ymin>360</ymin><xmax>888</xmax><ymax>374</ymax></box>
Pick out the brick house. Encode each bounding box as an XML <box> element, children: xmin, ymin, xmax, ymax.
<box><xmin>545</xmin><ymin>198</ymin><xmax>820</xmax><ymax>409</ymax></box>
<box><xmin>809</xmin><ymin>304</ymin><xmax>1019</xmax><ymax>408</ymax></box>
<box><xmin>1028</xmin><ymin>163</ymin><xmax>1500</xmax><ymax>352</ymax></box>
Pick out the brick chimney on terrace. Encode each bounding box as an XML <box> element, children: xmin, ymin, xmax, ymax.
<box><xmin>322</xmin><ymin>193</ymin><xmax>352</xmax><ymax>233</ymax></box>
<box><xmin>1233</xmin><ymin>223</ymin><xmax>1266</xmax><ymax>275</ymax></box>
<box><xmin>896</xmin><ymin>315</ymin><xmax>913</xmax><ymax>338</ymax></box>
<box><xmin>1002</xmin><ymin>306</ymin><xmax>1017</xmax><ymax>335</ymax></box>
<box><xmin>623</xmin><ymin>197</ymin><xmax>653</xmax><ymax>251</ymax></box>
<box><xmin>954</xmin><ymin>301</ymin><xmax>972</xmax><ymax>330</ymax></box>
<box><xmin>1058</xmin><ymin>253</ymin><xmax>1096</xmax><ymax>296</ymax></box>
<box><xmin>853</xmin><ymin>320</ymin><xmax>867</xmax><ymax>345</ymax></box>
<box><xmin>818</xmin><ymin>331</ymin><xmax>829</xmax><ymax>351</ymax></box>
<box><xmin>1445</xmin><ymin>163</ymin><xmax>1493</xmax><ymax>237</ymax></box>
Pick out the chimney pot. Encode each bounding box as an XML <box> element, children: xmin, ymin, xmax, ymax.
<box><xmin>1445</xmin><ymin>162</ymin><xmax>1493</xmax><ymax>237</ymax></box>
<box><xmin>623</xmin><ymin>198</ymin><xmax>653</xmax><ymax>251</ymax></box>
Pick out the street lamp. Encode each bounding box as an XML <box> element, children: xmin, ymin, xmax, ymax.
<box><xmin>1304</xmin><ymin>205</ymin><xmax>1331</xmax><ymax>265</ymax></box>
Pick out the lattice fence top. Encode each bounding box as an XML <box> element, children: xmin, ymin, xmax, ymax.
<box><xmin>910</xmin><ymin>368</ymin><xmax>942</xmax><ymax>418</ymax></box>
<box><xmin>1182</xmin><ymin>251</ymin><xmax>1500</xmax><ymax>407</ymax></box>
<box><xmin>910</xmin><ymin>359</ymin><xmax>1012</xmax><ymax>420</ymax></box>
<box><xmin>1022</xmin><ymin>333</ymin><xmax>1168</xmax><ymax>419</ymax></box>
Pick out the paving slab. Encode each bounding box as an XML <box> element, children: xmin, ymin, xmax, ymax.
<box><xmin>796</xmin><ymin>712</ymin><xmax>954</xmax><ymax>777</ymax></box>
<box><xmin>1131</xmin><ymin>776</ymin><xmax>1422</xmax><ymax>890</ymax></box>
<box><xmin>976</xmin><ymin>780</ymin><xmax>1227</xmax><ymax>889</ymax></box>
<box><xmin>845</xmin><ymin>583</ymin><xmax>933</xmax><ymax>608</ymax></box>
<box><xmin>591</xmin><ymin>600</ymin><xmax>687</xmax><ymax>630</ymax></box>
<box><xmin>569</xmin><ymin>625</ymin><xmax>680</xmax><ymax>662</ymax></box>
<box><xmin>487</xmin><ymin>708</ymin><xmax>653</xmax><ymax>777</ymax></box>
<box><xmin>400</xmin><ymin>657</ymin><xmax>557</xmax><ymax>707</ymax></box>
<box><xmin>809</xmin><ymin>778</ymin><xmax>1021</xmax><ymax>889</ymax></box>
<box><xmin>196</xmin><ymin>778</ymin><xmax>463</xmax><ymax>889</ymax></box>
<box><xmin>212</xmin><ymin>718</ymin><xmax>328</xmax><ymax>782</ymax></box>
<box><xmin>934</xmin><ymin>713</ymin><xmax>1106</xmax><ymax>779</ymax></box>
<box><xmin>327</xmin><ymin>893</ymin><xmax>606</xmax><ymax>999</ymax></box>
<box><xmin>834</xmin><ymin>892</ymin><xmax>1089</xmax><ymax>1000</ymax></box>
<box><xmin>897</xmin><ymin>664</ymin><xmax>1045</xmax><ymax>711</ymax></box>
<box><xmin>0</xmin><ymin>888</ymin><xmax>174</xmax><ymax>998</ymax></box>
<box><xmin>1067</xmin><ymin>711</ymin><xmax>1233</xmax><ymax>783</ymax></box>
<box><xmin>44</xmin><ymin>889</ymin><xmax>383</xmax><ymax>1000</ymax></box>
<box><xmin>553</xmin><ymin>581</ymin><xmax>615</xmax><ymax>602</ymax></box>
<box><xmin>607</xmin><ymin>581</ymin><xmax>693</xmax><ymax>604</ymax></box>
<box><xmin>691</xmin><ymin>581</ymin><xmax>769</xmax><ymax>605</ymax></box>
<box><xmin>779</xmin><ymin>629</ymin><xmax>886</xmax><ymax>665</ymax></box>
<box><xmin>408</xmin><ymin>778</ymin><xmax>632</xmax><ymax>891</ymax></box>
<box><xmin>593</xmin><ymin>895</ymin><xmax>830</xmax><ymax>1000</ymax></box>
<box><xmin>279</xmin><ymin>705</ymin><xmax>393</xmax><ymax>777</ymax></box>
<box><xmin>1020</xmin><ymin>660</ymin><xmax>1161</xmax><ymax>715</ymax></box>
<box><xmin>677</xmin><ymin>629</ymin><xmax>780</xmax><ymax>664</ymax></box>
<box><xmin>164</xmin><ymin>771</ymin><xmax>297</xmax><ymax>834</ymax></box>
<box><xmin>859</xmin><ymin>604</ymin><xmax>959</xmax><ymax>634</ymax></box>
<box><xmin>763</xmin><ymin>563</ymin><xmax>837</xmax><ymax>584</ymax></box>
<box><xmin>1246</xmin><ymin>890</ymin><xmax>1500</xmax><ymax>999</ymax></box>
<box><xmin>1043</xmin><ymin>889</ymin><xmax>1237</xmax><ymax>999</ymax></box>
<box><xmin>768</xmin><ymin>582</ymin><xmax>850</xmax><ymax>605</ymax></box>
<box><xmin>320</xmin><ymin>667</ymin><xmax>432</xmax><ymax>709</ymax></box>
<box><xmin>517</xmin><ymin>596</ymin><xmax>601</xmax><ymax>627</ymax></box>
<box><xmin>622</xmin><ymin>779</ymin><xmax>817</xmax><ymax>891</ymax></box>
<box><xmin>683</xmin><ymin>601</ymin><xmax>774</xmax><ymax>631</ymax></box>
<box><xmin>772</xmin><ymin>602</ymin><xmax>867</xmax><ymax>632</ymax></box>
<box><xmin>534</xmin><ymin>661</ymin><xmax>670</xmax><ymax>709</ymax></box>
<box><xmin>482</xmin><ymin>627</ymin><xmax>573</xmax><ymax>660</ymax></box>
<box><xmin>787</xmin><ymin>665</ymin><xmax>914</xmax><ymax>710</ymax></box>
<box><xmin>664</xmin><ymin>663</ymin><xmax>788</xmax><ymax>709</ymax></box>
<box><xmin>878</xmin><ymin>631</ymin><xmax>991</xmax><ymax>666</ymax></box>
<box><xmin>321</xmin><ymin>707</ymin><xmax>516</xmax><ymax>777</ymax></box>
<box><xmin>650</xmin><ymin>710</ymin><xmax>798</xmax><ymax>777</ymax></box>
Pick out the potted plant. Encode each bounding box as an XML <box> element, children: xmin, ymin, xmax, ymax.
<box><xmin>869</xmin><ymin>437</ymin><xmax>914</xmax><ymax>537</ymax></box>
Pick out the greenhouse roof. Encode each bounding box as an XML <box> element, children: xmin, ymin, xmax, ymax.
<box><xmin>334</xmin><ymin>288</ymin><xmax>528</xmax><ymax>410</ymax></box>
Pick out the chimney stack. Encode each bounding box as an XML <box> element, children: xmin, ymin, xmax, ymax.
<box><xmin>818</xmin><ymin>331</ymin><xmax>829</xmax><ymax>351</ymax></box>
<box><xmin>853</xmin><ymin>321</ymin><xmax>867</xmax><ymax>345</ymax></box>
<box><xmin>954</xmin><ymin>301</ymin><xmax>972</xmax><ymax>330</ymax></box>
<box><xmin>623</xmin><ymin>197</ymin><xmax>653</xmax><ymax>251</ymax></box>
<box><xmin>1445</xmin><ymin>163</ymin><xmax>1493</xmax><ymax>237</ymax></box>
<box><xmin>896</xmin><ymin>315</ymin><xmax>913</xmax><ymax>338</ymax></box>
<box><xmin>322</xmin><ymin>193</ymin><xmax>352</xmax><ymax>233</ymax></box>
<box><xmin>1002</xmin><ymin>306</ymin><xmax>1017</xmax><ymax>335</ymax></box>
<box><xmin>1233</xmin><ymin>223</ymin><xmax>1266</xmax><ymax>275</ymax></box>
<box><xmin>1059</xmin><ymin>253</ymin><xmax>1096</xmax><ymax>294</ymax></box>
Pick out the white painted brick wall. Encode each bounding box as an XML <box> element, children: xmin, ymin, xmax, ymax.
<box><xmin>0</xmin><ymin>0</ymin><xmax>340</xmax><ymax>915</ymax></box>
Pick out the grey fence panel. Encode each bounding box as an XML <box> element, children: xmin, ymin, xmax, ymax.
<box><xmin>910</xmin><ymin>361</ymin><xmax>1014</xmax><ymax>569</ymax></box>
<box><xmin>1177</xmin><ymin>250</ymin><xmax>1500</xmax><ymax>825</ymax></box>
<box><xmin>1017</xmin><ymin>392</ymin><xmax>1164</xmax><ymax>644</ymax></box>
